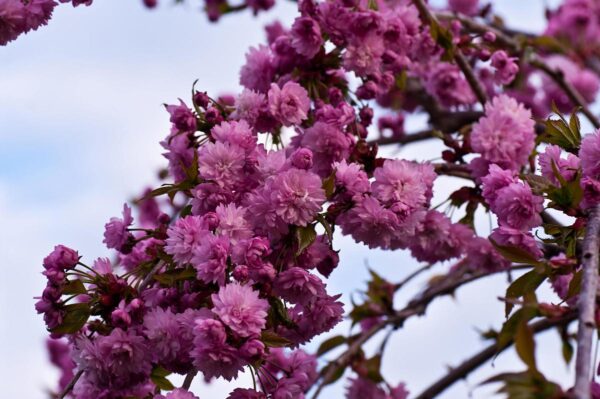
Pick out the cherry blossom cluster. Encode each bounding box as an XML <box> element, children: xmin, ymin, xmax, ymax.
<box><xmin>31</xmin><ymin>0</ymin><xmax>600</xmax><ymax>398</ymax></box>
<box><xmin>0</xmin><ymin>0</ymin><xmax>91</xmax><ymax>45</ymax></box>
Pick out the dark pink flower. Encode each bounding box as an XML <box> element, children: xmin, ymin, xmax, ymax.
<box><xmin>268</xmin><ymin>81</ymin><xmax>310</xmax><ymax>126</ymax></box>
<box><xmin>211</xmin><ymin>282</ymin><xmax>269</xmax><ymax>337</ymax></box>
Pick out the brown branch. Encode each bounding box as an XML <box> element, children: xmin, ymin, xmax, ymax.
<box><xmin>412</xmin><ymin>0</ymin><xmax>488</xmax><ymax>106</ymax></box>
<box><xmin>435</xmin><ymin>12</ymin><xmax>520</xmax><ymax>52</ymax></box>
<box><xmin>530</xmin><ymin>58</ymin><xmax>600</xmax><ymax>129</ymax></box>
<box><xmin>433</xmin><ymin>163</ymin><xmax>473</xmax><ymax>180</ymax></box>
<box><xmin>311</xmin><ymin>265</ymin><xmax>531</xmax><ymax>399</ymax></box>
<box><xmin>369</xmin><ymin>130</ymin><xmax>435</xmax><ymax>146</ymax></box>
<box><xmin>58</xmin><ymin>369</ymin><xmax>83</xmax><ymax>399</ymax></box>
<box><xmin>414</xmin><ymin>311</ymin><xmax>577</xmax><ymax>399</ymax></box>
<box><xmin>182</xmin><ymin>370</ymin><xmax>198</xmax><ymax>390</ymax></box>
<box><xmin>434</xmin><ymin>11</ymin><xmax>600</xmax><ymax>129</ymax></box>
<box><xmin>574</xmin><ymin>204</ymin><xmax>600</xmax><ymax>398</ymax></box>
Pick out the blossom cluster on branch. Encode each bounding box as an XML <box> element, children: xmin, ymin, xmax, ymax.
<box><xmin>21</xmin><ymin>0</ymin><xmax>600</xmax><ymax>397</ymax></box>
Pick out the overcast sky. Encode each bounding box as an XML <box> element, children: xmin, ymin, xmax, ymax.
<box><xmin>0</xmin><ymin>1</ymin><xmax>575</xmax><ymax>398</ymax></box>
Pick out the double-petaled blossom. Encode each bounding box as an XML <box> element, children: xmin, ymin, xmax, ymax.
<box><xmin>470</xmin><ymin>94</ymin><xmax>535</xmax><ymax>174</ymax></box>
<box><xmin>75</xmin><ymin>328</ymin><xmax>153</xmax><ymax>390</ymax></box>
<box><xmin>240</xmin><ymin>45</ymin><xmax>275</xmax><ymax>93</ymax></box>
<box><xmin>165</xmin><ymin>215</ymin><xmax>210</xmax><ymax>264</ymax></box>
<box><xmin>300</xmin><ymin>121</ymin><xmax>354</xmax><ymax>176</ymax></box>
<box><xmin>424</xmin><ymin>63</ymin><xmax>476</xmax><ymax>108</ymax></box>
<box><xmin>211</xmin><ymin>282</ymin><xmax>269</xmax><ymax>338</ymax></box>
<box><xmin>290</xmin><ymin>16</ymin><xmax>322</xmax><ymax>58</ymax></box>
<box><xmin>268</xmin><ymin>81</ymin><xmax>310</xmax><ymax>126</ymax></box>
<box><xmin>273</xmin><ymin>267</ymin><xmax>327</xmax><ymax>305</ymax></box>
<box><xmin>0</xmin><ymin>0</ymin><xmax>57</xmax><ymax>45</ymax></box>
<box><xmin>192</xmin><ymin>318</ymin><xmax>245</xmax><ymax>381</ymax></box>
<box><xmin>103</xmin><ymin>204</ymin><xmax>134</xmax><ymax>252</ymax></box>
<box><xmin>372</xmin><ymin>159</ymin><xmax>436</xmax><ymax>217</ymax></box>
<box><xmin>491</xmin><ymin>50</ymin><xmax>519</xmax><ymax>85</ymax></box>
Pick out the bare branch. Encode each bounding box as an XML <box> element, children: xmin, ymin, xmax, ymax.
<box><xmin>311</xmin><ymin>265</ymin><xmax>532</xmax><ymax>399</ymax></box>
<box><xmin>574</xmin><ymin>204</ymin><xmax>600</xmax><ymax>398</ymax></box>
<box><xmin>414</xmin><ymin>312</ymin><xmax>577</xmax><ymax>399</ymax></box>
<box><xmin>368</xmin><ymin>130</ymin><xmax>434</xmax><ymax>147</ymax></box>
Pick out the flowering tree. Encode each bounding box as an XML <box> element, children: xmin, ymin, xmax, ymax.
<box><xmin>12</xmin><ymin>0</ymin><xmax>600</xmax><ymax>397</ymax></box>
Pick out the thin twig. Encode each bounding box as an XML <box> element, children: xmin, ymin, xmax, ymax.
<box><xmin>394</xmin><ymin>263</ymin><xmax>433</xmax><ymax>291</ymax></box>
<box><xmin>414</xmin><ymin>312</ymin><xmax>577</xmax><ymax>399</ymax></box>
<box><xmin>412</xmin><ymin>0</ymin><xmax>488</xmax><ymax>106</ymax></box>
<box><xmin>58</xmin><ymin>369</ymin><xmax>83</xmax><ymax>399</ymax></box>
<box><xmin>138</xmin><ymin>261</ymin><xmax>165</xmax><ymax>291</ymax></box>
<box><xmin>574</xmin><ymin>205</ymin><xmax>600</xmax><ymax>398</ymax></box>
<box><xmin>182</xmin><ymin>370</ymin><xmax>198</xmax><ymax>390</ymax></box>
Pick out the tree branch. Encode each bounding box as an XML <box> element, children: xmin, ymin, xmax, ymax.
<box><xmin>412</xmin><ymin>0</ymin><xmax>488</xmax><ymax>106</ymax></box>
<box><xmin>529</xmin><ymin>58</ymin><xmax>600</xmax><ymax>129</ymax></box>
<box><xmin>435</xmin><ymin>12</ymin><xmax>520</xmax><ymax>52</ymax></box>
<box><xmin>414</xmin><ymin>311</ymin><xmax>577</xmax><ymax>399</ymax></box>
<box><xmin>574</xmin><ymin>204</ymin><xmax>600</xmax><ymax>398</ymax></box>
<box><xmin>435</xmin><ymin>11</ymin><xmax>600</xmax><ymax>129</ymax></box>
<box><xmin>138</xmin><ymin>261</ymin><xmax>165</xmax><ymax>291</ymax></box>
<box><xmin>182</xmin><ymin>370</ymin><xmax>198</xmax><ymax>390</ymax></box>
<box><xmin>58</xmin><ymin>369</ymin><xmax>83</xmax><ymax>399</ymax></box>
<box><xmin>311</xmin><ymin>265</ymin><xmax>532</xmax><ymax>399</ymax></box>
<box><xmin>368</xmin><ymin>130</ymin><xmax>435</xmax><ymax>147</ymax></box>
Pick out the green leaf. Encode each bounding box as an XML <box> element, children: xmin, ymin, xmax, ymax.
<box><xmin>50</xmin><ymin>303</ymin><xmax>90</xmax><ymax>334</ymax></box>
<box><xmin>322</xmin><ymin>172</ymin><xmax>336</xmax><ymax>199</ymax></box>
<box><xmin>320</xmin><ymin>362</ymin><xmax>346</xmax><ymax>385</ymax></box>
<box><xmin>490</xmin><ymin>239</ymin><xmax>544</xmax><ymax>268</ymax></box>
<box><xmin>515</xmin><ymin>320</ymin><xmax>537</xmax><ymax>371</ymax></box>
<box><xmin>497</xmin><ymin>307</ymin><xmax>539</xmax><ymax>349</ymax></box>
<box><xmin>150</xmin><ymin>366</ymin><xmax>175</xmax><ymax>391</ymax></box>
<box><xmin>505</xmin><ymin>270</ymin><xmax>546</xmax><ymax>317</ymax></box>
<box><xmin>317</xmin><ymin>335</ymin><xmax>346</xmax><ymax>357</ymax></box>
<box><xmin>561</xmin><ymin>336</ymin><xmax>574</xmax><ymax>365</ymax></box>
<box><xmin>261</xmin><ymin>330</ymin><xmax>293</xmax><ymax>348</ymax></box>
<box><xmin>62</xmin><ymin>279</ymin><xmax>86</xmax><ymax>295</ymax></box>
<box><xmin>567</xmin><ymin>270</ymin><xmax>583</xmax><ymax>299</ymax></box>
<box><xmin>295</xmin><ymin>224</ymin><xmax>317</xmax><ymax>256</ymax></box>
<box><xmin>364</xmin><ymin>354</ymin><xmax>384</xmax><ymax>383</ymax></box>
<box><xmin>349</xmin><ymin>303</ymin><xmax>380</xmax><ymax>326</ymax></box>
<box><xmin>153</xmin><ymin>267</ymin><xmax>196</xmax><ymax>286</ymax></box>
<box><xmin>483</xmin><ymin>371</ymin><xmax>564</xmax><ymax>398</ymax></box>
<box><xmin>569</xmin><ymin>112</ymin><xmax>581</xmax><ymax>142</ymax></box>
<box><xmin>180</xmin><ymin>204</ymin><xmax>193</xmax><ymax>218</ymax></box>
<box><xmin>316</xmin><ymin>214</ymin><xmax>334</xmax><ymax>244</ymax></box>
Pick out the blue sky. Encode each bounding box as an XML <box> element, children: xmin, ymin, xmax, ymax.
<box><xmin>0</xmin><ymin>1</ymin><xmax>573</xmax><ymax>398</ymax></box>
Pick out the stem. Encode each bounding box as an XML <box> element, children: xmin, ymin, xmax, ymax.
<box><xmin>138</xmin><ymin>261</ymin><xmax>164</xmax><ymax>291</ymax></box>
<box><xmin>181</xmin><ymin>370</ymin><xmax>197</xmax><ymax>390</ymax></box>
<box><xmin>414</xmin><ymin>312</ymin><xmax>577</xmax><ymax>399</ymax></box>
<box><xmin>58</xmin><ymin>369</ymin><xmax>83</xmax><ymax>399</ymax></box>
<box><xmin>574</xmin><ymin>205</ymin><xmax>600</xmax><ymax>398</ymax></box>
<box><xmin>394</xmin><ymin>263</ymin><xmax>433</xmax><ymax>291</ymax></box>
<box><xmin>412</xmin><ymin>0</ymin><xmax>488</xmax><ymax>106</ymax></box>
